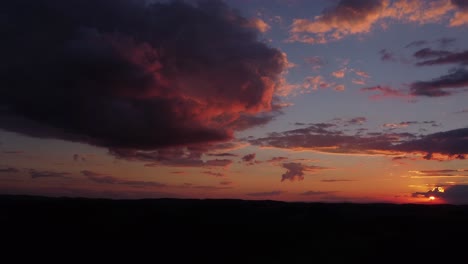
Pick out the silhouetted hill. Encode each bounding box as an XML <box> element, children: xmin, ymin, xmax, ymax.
<box><xmin>2</xmin><ymin>195</ymin><xmax>467</xmax><ymax>263</ymax></box>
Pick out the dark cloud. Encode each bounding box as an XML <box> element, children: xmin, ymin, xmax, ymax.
<box><xmin>192</xmin><ymin>185</ymin><xmax>232</xmax><ymax>190</ymax></box>
<box><xmin>413</xmin><ymin>48</ymin><xmax>453</xmax><ymax>59</ymax></box>
<box><xmin>246</xmin><ymin>190</ymin><xmax>284</xmax><ymax>197</ymax></box>
<box><xmin>300</xmin><ymin>190</ymin><xmax>335</xmax><ymax>196</ymax></box>
<box><xmin>415</xmin><ymin>50</ymin><xmax>468</xmax><ymax>66</ymax></box>
<box><xmin>396</xmin><ymin>128</ymin><xmax>468</xmax><ymax>159</ymax></box>
<box><xmin>436</xmin><ymin>37</ymin><xmax>456</xmax><ymax>48</ymax></box>
<box><xmin>281</xmin><ymin>162</ymin><xmax>327</xmax><ymax>182</ymax></box>
<box><xmin>250</xmin><ymin>123</ymin><xmax>468</xmax><ymax>160</ymax></box>
<box><xmin>82</xmin><ymin>170</ymin><xmax>165</xmax><ymax>187</ymax></box>
<box><xmin>29</xmin><ymin>169</ymin><xmax>71</xmax><ymax>179</ymax></box>
<box><xmin>0</xmin><ymin>167</ymin><xmax>19</xmax><ymax>173</ymax></box>
<box><xmin>241</xmin><ymin>153</ymin><xmax>256</xmax><ymax>164</ymax></box>
<box><xmin>266</xmin><ymin>156</ymin><xmax>288</xmax><ymax>163</ymax></box>
<box><xmin>413</xmin><ymin>185</ymin><xmax>468</xmax><ymax>204</ymax></box>
<box><xmin>321</xmin><ymin>179</ymin><xmax>355</xmax><ymax>182</ymax></box>
<box><xmin>2</xmin><ymin>151</ymin><xmax>23</xmax><ymax>154</ymax></box>
<box><xmin>410</xmin><ymin>68</ymin><xmax>468</xmax><ymax>97</ymax></box>
<box><xmin>452</xmin><ymin>0</ymin><xmax>468</xmax><ymax>9</ymax></box>
<box><xmin>111</xmin><ymin>147</ymin><xmax>232</xmax><ymax>167</ymax></box>
<box><xmin>73</xmin><ymin>154</ymin><xmax>86</xmax><ymax>162</ymax></box>
<box><xmin>206</xmin><ymin>153</ymin><xmax>238</xmax><ymax>157</ymax></box>
<box><xmin>0</xmin><ymin>0</ymin><xmax>287</xmax><ymax>150</ymax></box>
<box><xmin>380</xmin><ymin>49</ymin><xmax>396</xmax><ymax>62</ymax></box>
<box><xmin>405</xmin><ymin>40</ymin><xmax>428</xmax><ymax>48</ymax></box>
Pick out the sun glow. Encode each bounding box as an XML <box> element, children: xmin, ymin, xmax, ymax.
<box><xmin>429</xmin><ymin>196</ymin><xmax>436</xmax><ymax>201</ymax></box>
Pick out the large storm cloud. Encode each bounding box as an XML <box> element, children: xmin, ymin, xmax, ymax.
<box><xmin>0</xmin><ymin>0</ymin><xmax>287</xmax><ymax>149</ymax></box>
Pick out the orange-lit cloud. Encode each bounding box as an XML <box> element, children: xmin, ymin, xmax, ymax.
<box><xmin>289</xmin><ymin>0</ymin><xmax>467</xmax><ymax>44</ymax></box>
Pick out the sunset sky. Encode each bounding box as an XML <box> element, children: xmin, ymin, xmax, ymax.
<box><xmin>1</xmin><ymin>0</ymin><xmax>468</xmax><ymax>204</ymax></box>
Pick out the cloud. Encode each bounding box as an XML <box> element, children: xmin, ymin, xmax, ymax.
<box><xmin>334</xmin><ymin>84</ymin><xmax>346</xmax><ymax>91</ymax></box>
<box><xmin>450</xmin><ymin>0</ymin><xmax>468</xmax><ymax>26</ymax></box>
<box><xmin>0</xmin><ymin>167</ymin><xmax>19</xmax><ymax>173</ymax></box>
<box><xmin>289</xmin><ymin>0</ymin><xmax>387</xmax><ymax>43</ymax></box>
<box><xmin>332</xmin><ymin>69</ymin><xmax>346</xmax><ymax>78</ymax></box>
<box><xmin>246</xmin><ymin>190</ymin><xmax>284</xmax><ymax>197</ymax></box>
<box><xmin>304</xmin><ymin>56</ymin><xmax>325</xmax><ymax>70</ymax></box>
<box><xmin>382</xmin><ymin>121</ymin><xmax>419</xmax><ymax>129</ymax></box>
<box><xmin>300</xmin><ymin>190</ymin><xmax>336</xmax><ymax>196</ymax></box>
<box><xmin>241</xmin><ymin>153</ymin><xmax>256</xmax><ymax>163</ymax></box>
<box><xmin>415</xmin><ymin>50</ymin><xmax>468</xmax><ymax>66</ymax></box>
<box><xmin>247</xmin><ymin>18</ymin><xmax>271</xmax><ymax>33</ymax></box>
<box><xmin>206</xmin><ymin>153</ymin><xmax>238</xmax><ymax>157</ymax></box>
<box><xmin>288</xmin><ymin>0</ymin><xmax>464</xmax><ymax>44</ymax></box>
<box><xmin>281</xmin><ymin>162</ymin><xmax>328</xmax><ymax>182</ymax></box>
<box><xmin>408</xmin><ymin>169</ymin><xmax>468</xmax><ymax>177</ymax></box>
<box><xmin>410</xmin><ymin>68</ymin><xmax>468</xmax><ymax>97</ymax></box>
<box><xmin>29</xmin><ymin>169</ymin><xmax>71</xmax><ymax>179</ymax></box>
<box><xmin>380</xmin><ymin>49</ymin><xmax>396</xmax><ymax>62</ymax></box>
<box><xmin>396</xmin><ymin>128</ymin><xmax>468</xmax><ymax>159</ymax></box>
<box><xmin>250</xmin><ymin>123</ymin><xmax>468</xmax><ymax>160</ymax></box>
<box><xmin>405</xmin><ymin>40</ymin><xmax>428</xmax><ymax>48</ymax></box>
<box><xmin>412</xmin><ymin>185</ymin><xmax>468</xmax><ymax>204</ymax></box>
<box><xmin>219</xmin><ymin>181</ymin><xmax>233</xmax><ymax>186</ymax></box>
<box><xmin>111</xmin><ymin>147</ymin><xmax>233</xmax><ymax>168</ymax></box>
<box><xmin>81</xmin><ymin>170</ymin><xmax>165</xmax><ymax>187</ymax></box>
<box><xmin>360</xmin><ymin>85</ymin><xmax>411</xmax><ymax>100</ymax></box>
<box><xmin>202</xmin><ymin>171</ymin><xmax>225</xmax><ymax>177</ymax></box>
<box><xmin>353</xmin><ymin>70</ymin><xmax>371</xmax><ymax>79</ymax></box>
<box><xmin>321</xmin><ymin>179</ymin><xmax>355</xmax><ymax>182</ymax></box>
<box><xmin>0</xmin><ymin>0</ymin><xmax>288</xmax><ymax>150</ymax></box>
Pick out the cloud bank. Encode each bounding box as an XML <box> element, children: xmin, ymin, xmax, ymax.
<box><xmin>0</xmin><ymin>0</ymin><xmax>287</xmax><ymax>150</ymax></box>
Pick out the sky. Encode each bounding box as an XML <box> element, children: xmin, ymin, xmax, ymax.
<box><xmin>1</xmin><ymin>0</ymin><xmax>468</xmax><ymax>204</ymax></box>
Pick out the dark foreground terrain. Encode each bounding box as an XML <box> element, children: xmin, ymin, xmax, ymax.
<box><xmin>2</xmin><ymin>195</ymin><xmax>468</xmax><ymax>263</ymax></box>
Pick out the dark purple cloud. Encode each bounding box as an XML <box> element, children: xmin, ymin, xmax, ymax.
<box><xmin>410</xmin><ymin>68</ymin><xmax>468</xmax><ymax>97</ymax></box>
<box><xmin>29</xmin><ymin>169</ymin><xmax>71</xmax><ymax>179</ymax></box>
<box><xmin>250</xmin><ymin>124</ymin><xmax>468</xmax><ymax>160</ymax></box>
<box><xmin>321</xmin><ymin>179</ymin><xmax>355</xmax><ymax>182</ymax></box>
<box><xmin>0</xmin><ymin>0</ymin><xmax>287</xmax><ymax>150</ymax></box>
<box><xmin>380</xmin><ymin>49</ymin><xmax>396</xmax><ymax>62</ymax></box>
<box><xmin>300</xmin><ymin>190</ymin><xmax>336</xmax><ymax>196</ymax></box>
<box><xmin>241</xmin><ymin>153</ymin><xmax>256</xmax><ymax>164</ymax></box>
<box><xmin>206</xmin><ymin>153</ymin><xmax>238</xmax><ymax>157</ymax></box>
<box><xmin>413</xmin><ymin>48</ymin><xmax>453</xmax><ymax>59</ymax></box>
<box><xmin>110</xmin><ymin>147</ymin><xmax>233</xmax><ymax>167</ymax></box>
<box><xmin>281</xmin><ymin>162</ymin><xmax>328</xmax><ymax>182</ymax></box>
<box><xmin>246</xmin><ymin>190</ymin><xmax>284</xmax><ymax>197</ymax></box>
<box><xmin>405</xmin><ymin>40</ymin><xmax>428</xmax><ymax>48</ymax></box>
<box><xmin>0</xmin><ymin>167</ymin><xmax>19</xmax><ymax>173</ymax></box>
<box><xmin>81</xmin><ymin>170</ymin><xmax>165</xmax><ymax>187</ymax></box>
<box><xmin>415</xmin><ymin>50</ymin><xmax>468</xmax><ymax>66</ymax></box>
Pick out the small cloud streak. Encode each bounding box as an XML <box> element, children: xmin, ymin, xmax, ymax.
<box><xmin>29</xmin><ymin>169</ymin><xmax>71</xmax><ymax>179</ymax></box>
<box><xmin>247</xmin><ymin>190</ymin><xmax>284</xmax><ymax>197</ymax></box>
<box><xmin>81</xmin><ymin>170</ymin><xmax>165</xmax><ymax>188</ymax></box>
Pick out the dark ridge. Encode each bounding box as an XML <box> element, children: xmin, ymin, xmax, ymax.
<box><xmin>2</xmin><ymin>195</ymin><xmax>467</xmax><ymax>263</ymax></box>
